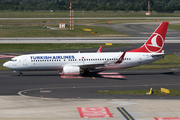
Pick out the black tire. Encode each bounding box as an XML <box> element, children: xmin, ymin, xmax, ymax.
<box><xmin>19</xmin><ymin>73</ymin><xmax>23</xmax><ymax>76</ymax></box>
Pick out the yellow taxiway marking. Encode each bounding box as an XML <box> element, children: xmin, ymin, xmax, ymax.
<box><xmin>117</xmin><ymin>107</ymin><xmax>135</xmax><ymax>120</ymax></box>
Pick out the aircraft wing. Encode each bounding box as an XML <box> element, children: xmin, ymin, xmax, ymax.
<box><xmin>77</xmin><ymin>52</ymin><xmax>126</xmax><ymax>70</ymax></box>
<box><xmin>79</xmin><ymin>63</ymin><xmax>105</xmax><ymax>70</ymax></box>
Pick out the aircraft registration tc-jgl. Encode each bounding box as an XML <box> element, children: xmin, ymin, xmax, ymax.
<box><xmin>3</xmin><ymin>22</ymin><xmax>169</xmax><ymax>77</ymax></box>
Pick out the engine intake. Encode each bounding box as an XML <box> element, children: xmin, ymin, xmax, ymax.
<box><xmin>62</xmin><ymin>66</ymin><xmax>80</xmax><ymax>76</ymax></box>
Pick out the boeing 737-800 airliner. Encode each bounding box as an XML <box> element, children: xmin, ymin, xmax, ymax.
<box><xmin>3</xmin><ymin>22</ymin><xmax>169</xmax><ymax>76</ymax></box>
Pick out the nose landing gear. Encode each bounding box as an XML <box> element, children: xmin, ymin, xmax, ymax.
<box><xmin>13</xmin><ymin>71</ymin><xmax>23</xmax><ymax>76</ymax></box>
<box><xmin>19</xmin><ymin>73</ymin><xmax>23</xmax><ymax>76</ymax></box>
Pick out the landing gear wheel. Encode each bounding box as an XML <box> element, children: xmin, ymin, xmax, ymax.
<box><xmin>83</xmin><ymin>69</ymin><xmax>92</xmax><ymax>76</ymax></box>
<box><xmin>19</xmin><ymin>73</ymin><xmax>23</xmax><ymax>76</ymax></box>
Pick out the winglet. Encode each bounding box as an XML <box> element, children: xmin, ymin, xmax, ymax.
<box><xmin>116</xmin><ymin>52</ymin><xmax>126</xmax><ymax>63</ymax></box>
<box><xmin>97</xmin><ymin>46</ymin><xmax>103</xmax><ymax>53</ymax></box>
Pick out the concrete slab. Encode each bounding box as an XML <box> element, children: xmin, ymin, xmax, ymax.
<box><xmin>0</xmin><ymin>96</ymin><xmax>180</xmax><ymax>120</ymax></box>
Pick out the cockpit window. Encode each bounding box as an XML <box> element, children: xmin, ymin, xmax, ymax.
<box><xmin>10</xmin><ymin>59</ymin><xmax>17</xmax><ymax>62</ymax></box>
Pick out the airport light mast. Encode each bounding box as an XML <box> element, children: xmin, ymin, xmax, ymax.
<box><xmin>70</xmin><ymin>2</ymin><xmax>74</xmax><ymax>30</ymax></box>
<box><xmin>146</xmin><ymin>0</ymin><xmax>151</xmax><ymax>15</ymax></box>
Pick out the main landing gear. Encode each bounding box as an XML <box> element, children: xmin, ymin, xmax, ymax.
<box><xmin>83</xmin><ymin>69</ymin><xmax>92</xmax><ymax>76</ymax></box>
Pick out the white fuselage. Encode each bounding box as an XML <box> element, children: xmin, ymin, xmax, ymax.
<box><xmin>3</xmin><ymin>52</ymin><xmax>163</xmax><ymax>72</ymax></box>
<box><xmin>3</xmin><ymin>22</ymin><xmax>168</xmax><ymax>76</ymax></box>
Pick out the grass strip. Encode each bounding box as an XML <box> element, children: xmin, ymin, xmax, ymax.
<box><xmin>128</xmin><ymin>54</ymin><xmax>180</xmax><ymax>69</ymax></box>
<box><xmin>0</xmin><ymin>65</ymin><xmax>9</xmax><ymax>70</ymax></box>
<box><xmin>153</xmin><ymin>54</ymin><xmax>180</xmax><ymax>64</ymax></box>
<box><xmin>0</xmin><ymin>25</ymin><xmax>128</xmax><ymax>37</ymax></box>
<box><xmin>169</xmin><ymin>24</ymin><xmax>180</xmax><ymax>31</ymax></box>
<box><xmin>95</xmin><ymin>89</ymin><xmax>180</xmax><ymax>96</ymax></box>
<box><xmin>0</xmin><ymin>59</ymin><xmax>8</xmax><ymax>63</ymax></box>
<box><xmin>0</xmin><ymin>19</ymin><xmax>178</xmax><ymax>25</ymax></box>
<box><xmin>0</xmin><ymin>43</ymin><xmax>132</xmax><ymax>53</ymax></box>
<box><xmin>128</xmin><ymin>64</ymin><xmax>180</xmax><ymax>69</ymax></box>
<box><xmin>1</xmin><ymin>11</ymin><xmax>180</xmax><ymax>18</ymax></box>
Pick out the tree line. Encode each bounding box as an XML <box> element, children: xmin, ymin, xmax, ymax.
<box><xmin>0</xmin><ymin>0</ymin><xmax>179</xmax><ymax>12</ymax></box>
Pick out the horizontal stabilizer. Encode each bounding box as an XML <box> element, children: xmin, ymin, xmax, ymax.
<box><xmin>151</xmin><ymin>53</ymin><xmax>165</xmax><ymax>57</ymax></box>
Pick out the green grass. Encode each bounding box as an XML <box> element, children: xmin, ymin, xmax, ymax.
<box><xmin>153</xmin><ymin>54</ymin><xmax>180</xmax><ymax>64</ymax></box>
<box><xmin>0</xmin><ymin>19</ymin><xmax>177</xmax><ymax>25</ymax></box>
<box><xmin>95</xmin><ymin>89</ymin><xmax>180</xmax><ymax>96</ymax></box>
<box><xmin>0</xmin><ymin>11</ymin><xmax>180</xmax><ymax>18</ymax></box>
<box><xmin>0</xmin><ymin>43</ymin><xmax>132</xmax><ymax>53</ymax></box>
<box><xmin>129</xmin><ymin>64</ymin><xmax>180</xmax><ymax>69</ymax></box>
<box><xmin>0</xmin><ymin>59</ymin><xmax>8</xmax><ymax>63</ymax></box>
<box><xmin>0</xmin><ymin>25</ymin><xmax>128</xmax><ymax>37</ymax></box>
<box><xmin>0</xmin><ymin>59</ymin><xmax>9</xmax><ymax>70</ymax></box>
<box><xmin>67</xmin><ymin>25</ymin><xmax>128</xmax><ymax>37</ymax></box>
<box><xmin>0</xmin><ymin>65</ymin><xmax>9</xmax><ymax>70</ymax></box>
<box><xmin>128</xmin><ymin>54</ymin><xmax>180</xmax><ymax>69</ymax></box>
<box><xmin>0</xmin><ymin>26</ymin><xmax>46</xmax><ymax>30</ymax></box>
<box><xmin>169</xmin><ymin>24</ymin><xmax>180</xmax><ymax>31</ymax></box>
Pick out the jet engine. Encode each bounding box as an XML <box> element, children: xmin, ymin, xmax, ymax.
<box><xmin>62</xmin><ymin>66</ymin><xmax>80</xmax><ymax>75</ymax></box>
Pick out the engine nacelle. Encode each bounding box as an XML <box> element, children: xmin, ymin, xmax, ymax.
<box><xmin>62</xmin><ymin>66</ymin><xmax>80</xmax><ymax>76</ymax></box>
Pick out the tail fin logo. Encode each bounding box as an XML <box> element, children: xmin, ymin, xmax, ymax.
<box><xmin>145</xmin><ymin>33</ymin><xmax>164</xmax><ymax>53</ymax></box>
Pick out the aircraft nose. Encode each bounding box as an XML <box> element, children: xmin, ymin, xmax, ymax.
<box><xmin>3</xmin><ymin>62</ymin><xmax>9</xmax><ymax>68</ymax></box>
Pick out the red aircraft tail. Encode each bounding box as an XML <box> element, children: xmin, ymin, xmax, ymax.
<box><xmin>128</xmin><ymin>22</ymin><xmax>169</xmax><ymax>53</ymax></box>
